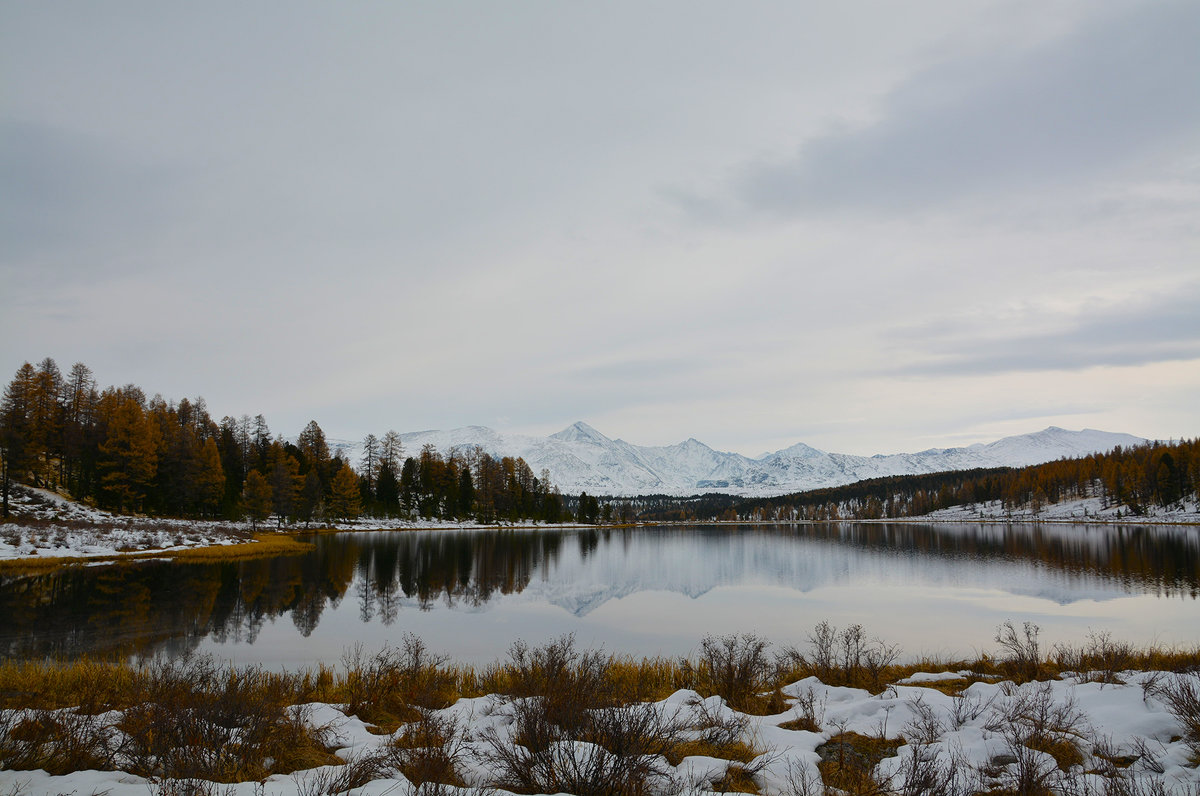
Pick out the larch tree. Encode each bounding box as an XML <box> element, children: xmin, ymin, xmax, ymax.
<box><xmin>269</xmin><ymin>447</ymin><xmax>302</xmax><ymax>525</ymax></box>
<box><xmin>242</xmin><ymin>469</ymin><xmax>273</xmax><ymax>530</ymax></box>
<box><xmin>195</xmin><ymin>436</ymin><xmax>226</xmax><ymax>518</ymax></box>
<box><xmin>380</xmin><ymin>430</ymin><xmax>403</xmax><ymax>474</ymax></box>
<box><xmin>98</xmin><ymin>398</ymin><xmax>160</xmax><ymax>512</ymax></box>
<box><xmin>1</xmin><ymin>363</ymin><xmax>37</xmax><ymax>518</ymax></box>
<box><xmin>299</xmin><ymin>469</ymin><xmax>323</xmax><ymax>527</ymax></box>
<box><xmin>360</xmin><ymin>433</ymin><xmax>380</xmax><ymax>497</ymax></box>
<box><xmin>327</xmin><ymin>461</ymin><xmax>361</xmax><ymax>521</ymax></box>
<box><xmin>297</xmin><ymin>420</ymin><xmax>330</xmax><ymax>469</ymax></box>
<box><xmin>31</xmin><ymin>358</ymin><xmax>64</xmax><ymax>488</ymax></box>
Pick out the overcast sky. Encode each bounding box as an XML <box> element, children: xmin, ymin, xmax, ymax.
<box><xmin>3</xmin><ymin>1</ymin><xmax>1197</xmax><ymax>457</ymax></box>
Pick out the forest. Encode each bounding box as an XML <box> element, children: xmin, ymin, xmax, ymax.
<box><xmin>0</xmin><ymin>358</ymin><xmax>574</xmax><ymax>525</ymax></box>
<box><xmin>633</xmin><ymin>440</ymin><xmax>1200</xmax><ymax>522</ymax></box>
<box><xmin>4</xmin><ymin>357</ymin><xmax>1196</xmax><ymax>528</ymax></box>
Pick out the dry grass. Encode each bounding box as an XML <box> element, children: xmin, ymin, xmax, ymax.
<box><xmin>0</xmin><ymin>532</ymin><xmax>312</xmax><ymax>575</ymax></box>
<box><xmin>5</xmin><ymin>626</ymin><xmax>1200</xmax><ymax>789</ymax></box>
<box><xmin>710</xmin><ymin>762</ymin><xmax>761</xmax><ymax>793</ymax></box>
<box><xmin>815</xmin><ymin>732</ymin><xmax>905</xmax><ymax>795</ymax></box>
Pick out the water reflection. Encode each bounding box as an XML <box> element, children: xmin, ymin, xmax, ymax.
<box><xmin>0</xmin><ymin>523</ymin><xmax>1196</xmax><ymax>663</ymax></box>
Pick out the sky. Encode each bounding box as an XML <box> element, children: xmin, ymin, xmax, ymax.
<box><xmin>2</xmin><ymin>1</ymin><xmax>1198</xmax><ymax>457</ymax></box>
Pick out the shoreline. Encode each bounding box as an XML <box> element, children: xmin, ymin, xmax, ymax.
<box><xmin>3</xmin><ymin>515</ymin><xmax>1197</xmax><ymax>574</ymax></box>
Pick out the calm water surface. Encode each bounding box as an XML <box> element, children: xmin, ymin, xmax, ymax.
<box><xmin>1</xmin><ymin>523</ymin><xmax>1196</xmax><ymax>666</ymax></box>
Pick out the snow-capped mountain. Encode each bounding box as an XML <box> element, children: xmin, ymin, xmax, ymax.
<box><xmin>322</xmin><ymin>423</ymin><xmax>1146</xmax><ymax>498</ymax></box>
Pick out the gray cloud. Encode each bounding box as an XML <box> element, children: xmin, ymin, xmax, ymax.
<box><xmin>736</xmin><ymin>2</ymin><xmax>1200</xmax><ymax>214</ymax></box>
<box><xmin>893</xmin><ymin>286</ymin><xmax>1200</xmax><ymax>376</ymax></box>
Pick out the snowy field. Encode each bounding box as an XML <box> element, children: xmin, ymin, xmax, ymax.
<box><xmin>2</xmin><ymin>670</ymin><xmax>1199</xmax><ymax>795</ymax></box>
<box><xmin>925</xmin><ymin>496</ymin><xmax>1200</xmax><ymax>524</ymax></box>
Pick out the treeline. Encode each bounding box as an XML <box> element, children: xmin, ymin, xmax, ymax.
<box><xmin>0</xmin><ymin>358</ymin><xmax>570</xmax><ymax>525</ymax></box>
<box><xmin>683</xmin><ymin>440</ymin><xmax>1199</xmax><ymax>522</ymax></box>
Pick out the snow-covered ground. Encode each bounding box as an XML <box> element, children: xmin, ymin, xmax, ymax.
<box><xmin>0</xmin><ymin>486</ymin><xmax>595</xmax><ymax>563</ymax></box>
<box><xmin>0</xmin><ymin>486</ymin><xmax>259</xmax><ymax>561</ymax></box>
<box><xmin>2</xmin><ymin>670</ymin><xmax>1198</xmax><ymax>795</ymax></box>
<box><xmin>926</xmin><ymin>496</ymin><xmax>1200</xmax><ymax>524</ymax></box>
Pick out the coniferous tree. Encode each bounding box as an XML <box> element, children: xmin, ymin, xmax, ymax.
<box><xmin>399</xmin><ymin>456</ymin><xmax>419</xmax><ymax>515</ymax></box>
<box><xmin>62</xmin><ymin>362</ymin><xmax>96</xmax><ymax>495</ymax></box>
<box><xmin>97</xmin><ymin>398</ymin><xmax>160</xmax><ymax>512</ymax></box>
<box><xmin>457</xmin><ymin>466</ymin><xmax>475</xmax><ymax>518</ymax></box>
<box><xmin>299</xmin><ymin>470</ymin><xmax>324</xmax><ymax>527</ymax></box>
<box><xmin>195</xmin><ymin>436</ymin><xmax>226</xmax><ymax>517</ymax></box>
<box><xmin>360</xmin><ymin>433</ymin><xmax>379</xmax><ymax>498</ymax></box>
<box><xmin>380</xmin><ymin>430</ymin><xmax>403</xmax><ymax>474</ymax></box>
<box><xmin>31</xmin><ymin>358</ymin><xmax>64</xmax><ymax>488</ymax></box>
<box><xmin>376</xmin><ymin>460</ymin><xmax>400</xmax><ymax>515</ymax></box>
<box><xmin>242</xmin><ymin>469</ymin><xmax>273</xmax><ymax>530</ymax></box>
<box><xmin>0</xmin><ymin>364</ymin><xmax>36</xmax><ymax>518</ymax></box>
<box><xmin>269</xmin><ymin>446</ymin><xmax>302</xmax><ymax>525</ymax></box>
<box><xmin>327</xmin><ymin>461</ymin><xmax>361</xmax><ymax>521</ymax></box>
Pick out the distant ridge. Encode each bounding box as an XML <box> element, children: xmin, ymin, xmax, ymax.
<box><xmin>322</xmin><ymin>424</ymin><xmax>1147</xmax><ymax>498</ymax></box>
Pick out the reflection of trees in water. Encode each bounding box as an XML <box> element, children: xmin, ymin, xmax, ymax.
<box><xmin>808</xmin><ymin>523</ymin><xmax>1200</xmax><ymax>598</ymax></box>
<box><xmin>0</xmin><ymin>529</ymin><xmax>567</xmax><ymax>660</ymax></box>
<box><xmin>350</xmin><ymin>530</ymin><xmax>565</xmax><ymax>617</ymax></box>
<box><xmin>0</xmin><ymin>523</ymin><xmax>1195</xmax><ymax>661</ymax></box>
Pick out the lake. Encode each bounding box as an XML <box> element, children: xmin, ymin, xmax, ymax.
<box><xmin>1</xmin><ymin>522</ymin><xmax>1196</xmax><ymax>667</ymax></box>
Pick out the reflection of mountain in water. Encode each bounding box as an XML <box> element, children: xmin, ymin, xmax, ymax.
<box><xmin>0</xmin><ymin>523</ymin><xmax>1196</xmax><ymax>660</ymax></box>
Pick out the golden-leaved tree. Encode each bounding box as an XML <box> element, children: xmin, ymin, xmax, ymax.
<box><xmin>98</xmin><ymin>398</ymin><xmax>160</xmax><ymax>512</ymax></box>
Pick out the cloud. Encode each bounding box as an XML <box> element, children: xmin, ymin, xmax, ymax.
<box><xmin>734</xmin><ymin>1</ymin><xmax>1200</xmax><ymax>214</ymax></box>
<box><xmin>892</xmin><ymin>285</ymin><xmax>1200</xmax><ymax>376</ymax></box>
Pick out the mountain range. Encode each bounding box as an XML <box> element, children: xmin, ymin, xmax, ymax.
<box><xmin>324</xmin><ymin>423</ymin><xmax>1147</xmax><ymax>498</ymax></box>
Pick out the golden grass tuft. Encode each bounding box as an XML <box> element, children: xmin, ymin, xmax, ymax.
<box><xmin>816</xmin><ymin>732</ymin><xmax>905</xmax><ymax>795</ymax></box>
<box><xmin>710</xmin><ymin>762</ymin><xmax>761</xmax><ymax>793</ymax></box>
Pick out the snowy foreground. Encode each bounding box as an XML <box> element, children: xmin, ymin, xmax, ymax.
<box><xmin>3</xmin><ymin>671</ymin><xmax>1200</xmax><ymax>795</ymax></box>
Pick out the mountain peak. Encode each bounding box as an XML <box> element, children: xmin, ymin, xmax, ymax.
<box><xmin>550</xmin><ymin>421</ymin><xmax>610</xmax><ymax>444</ymax></box>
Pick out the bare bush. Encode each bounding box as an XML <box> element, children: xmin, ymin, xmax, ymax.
<box><xmin>0</xmin><ymin>707</ymin><xmax>118</xmax><ymax>775</ymax></box>
<box><xmin>1150</xmin><ymin>671</ymin><xmax>1200</xmax><ymax>760</ymax></box>
<box><xmin>382</xmin><ymin>709</ymin><xmax>468</xmax><ymax>788</ymax></box>
<box><xmin>801</xmin><ymin>622</ymin><xmax>901</xmax><ymax>690</ymax></box>
<box><xmin>982</xmin><ymin>681</ymin><xmax>1091</xmax><ymax>795</ymax></box>
<box><xmin>481</xmin><ymin>700</ymin><xmax>683</xmax><ymax>796</ymax></box>
<box><xmin>778</xmin><ymin>686</ymin><xmax>825</xmax><ymax>733</ymax></box>
<box><xmin>996</xmin><ymin>620</ymin><xmax>1043</xmax><ymax>681</ymax></box>
<box><xmin>949</xmin><ymin>689</ymin><xmax>994</xmax><ymax>729</ymax></box>
<box><xmin>684</xmin><ymin>633</ymin><xmax>773</xmax><ymax>712</ymax></box>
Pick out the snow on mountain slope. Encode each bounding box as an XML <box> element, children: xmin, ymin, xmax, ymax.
<box><xmin>320</xmin><ymin>423</ymin><xmax>1148</xmax><ymax>498</ymax></box>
